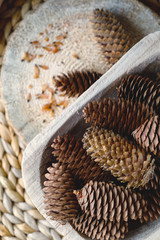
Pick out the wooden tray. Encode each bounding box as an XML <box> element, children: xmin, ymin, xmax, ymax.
<box><xmin>22</xmin><ymin>32</ymin><xmax>160</xmax><ymax>240</ymax></box>
<box><xmin>1</xmin><ymin>0</ymin><xmax>160</xmax><ymax>144</ymax></box>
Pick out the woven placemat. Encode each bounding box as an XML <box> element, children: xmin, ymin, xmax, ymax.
<box><xmin>0</xmin><ymin>1</ymin><xmax>64</xmax><ymax>239</ymax></box>
<box><xmin>0</xmin><ymin>0</ymin><xmax>159</xmax><ymax>240</ymax></box>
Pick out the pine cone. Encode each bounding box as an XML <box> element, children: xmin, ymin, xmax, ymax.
<box><xmin>72</xmin><ymin>212</ymin><xmax>128</xmax><ymax>240</ymax></box>
<box><xmin>55</xmin><ymin>70</ymin><xmax>102</xmax><ymax>97</ymax></box>
<box><xmin>142</xmin><ymin>189</ymin><xmax>160</xmax><ymax>222</ymax></box>
<box><xmin>133</xmin><ymin>115</ymin><xmax>160</xmax><ymax>157</ymax></box>
<box><xmin>90</xmin><ymin>8</ymin><xmax>133</xmax><ymax>66</ymax></box>
<box><xmin>51</xmin><ymin>134</ymin><xmax>110</xmax><ymax>188</ymax></box>
<box><xmin>43</xmin><ymin>162</ymin><xmax>80</xmax><ymax>221</ymax></box>
<box><xmin>75</xmin><ymin>181</ymin><xmax>147</xmax><ymax>223</ymax></box>
<box><xmin>82</xmin><ymin>127</ymin><xmax>155</xmax><ymax>188</ymax></box>
<box><xmin>83</xmin><ymin>97</ymin><xmax>150</xmax><ymax>137</ymax></box>
<box><xmin>117</xmin><ymin>74</ymin><xmax>160</xmax><ymax>115</ymax></box>
<box><xmin>141</xmin><ymin>166</ymin><xmax>160</xmax><ymax>191</ymax></box>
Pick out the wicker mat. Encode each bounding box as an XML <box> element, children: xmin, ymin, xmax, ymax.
<box><xmin>0</xmin><ymin>0</ymin><xmax>159</xmax><ymax>240</ymax></box>
<box><xmin>0</xmin><ymin>1</ymin><xmax>63</xmax><ymax>239</ymax></box>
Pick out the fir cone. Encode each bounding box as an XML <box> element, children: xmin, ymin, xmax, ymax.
<box><xmin>133</xmin><ymin>115</ymin><xmax>160</xmax><ymax>157</ymax></box>
<box><xmin>83</xmin><ymin>97</ymin><xmax>151</xmax><ymax>137</ymax></box>
<box><xmin>82</xmin><ymin>127</ymin><xmax>155</xmax><ymax>188</ymax></box>
<box><xmin>55</xmin><ymin>70</ymin><xmax>102</xmax><ymax>97</ymax></box>
<box><xmin>74</xmin><ymin>181</ymin><xmax>147</xmax><ymax>223</ymax></box>
<box><xmin>43</xmin><ymin>162</ymin><xmax>80</xmax><ymax>221</ymax></box>
<box><xmin>90</xmin><ymin>8</ymin><xmax>133</xmax><ymax>66</ymax></box>
<box><xmin>141</xmin><ymin>166</ymin><xmax>160</xmax><ymax>191</ymax></box>
<box><xmin>117</xmin><ymin>74</ymin><xmax>160</xmax><ymax>115</ymax></box>
<box><xmin>72</xmin><ymin>211</ymin><xmax>128</xmax><ymax>240</ymax></box>
<box><xmin>142</xmin><ymin>189</ymin><xmax>160</xmax><ymax>222</ymax></box>
<box><xmin>156</xmin><ymin>72</ymin><xmax>160</xmax><ymax>81</ymax></box>
<box><xmin>51</xmin><ymin>134</ymin><xmax>110</xmax><ymax>187</ymax></box>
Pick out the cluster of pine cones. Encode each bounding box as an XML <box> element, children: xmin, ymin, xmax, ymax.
<box><xmin>43</xmin><ymin>8</ymin><xmax>160</xmax><ymax>240</ymax></box>
<box><xmin>43</xmin><ymin>72</ymin><xmax>160</xmax><ymax>240</ymax></box>
<box><xmin>54</xmin><ymin>8</ymin><xmax>134</xmax><ymax>98</ymax></box>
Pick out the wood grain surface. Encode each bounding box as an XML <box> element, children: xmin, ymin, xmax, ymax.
<box><xmin>22</xmin><ymin>31</ymin><xmax>160</xmax><ymax>240</ymax></box>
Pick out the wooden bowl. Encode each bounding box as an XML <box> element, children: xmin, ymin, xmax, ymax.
<box><xmin>22</xmin><ymin>31</ymin><xmax>160</xmax><ymax>240</ymax></box>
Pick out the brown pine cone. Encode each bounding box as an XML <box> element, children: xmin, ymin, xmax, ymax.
<box><xmin>82</xmin><ymin>127</ymin><xmax>155</xmax><ymax>188</ymax></box>
<box><xmin>83</xmin><ymin>97</ymin><xmax>150</xmax><ymax>137</ymax></box>
<box><xmin>43</xmin><ymin>162</ymin><xmax>80</xmax><ymax>221</ymax></box>
<box><xmin>75</xmin><ymin>181</ymin><xmax>147</xmax><ymax>223</ymax></box>
<box><xmin>142</xmin><ymin>189</ymin><xmax>160</xmax><ymax>222</ymax></box>
<box><xmin>141</xmin><ymin>166</ymin><xmax>160</xmax><ymax>191</ymax></box>
<box><xmin>117</xmin><ymin>74</ymin><xmax>160</xmax><ymax>115</ymax></box>
<box><xmin>51</xmin><ymin>134</ymin><xmax>110</xmax><ymax>188</ymax></box>
<box><xmin>55</xmin><ymin>70</ymin><xmax>102</xmax><ymax>97</ymax></box>
<box><xmin>72</xmin><ymin>211</ymin><xmax>128</xmax><ymax>240</ymax></box>
<box><xmin>133</xmin><ymin>115</ymin><xmax>160</xmax><ymax>157</ymax></box>
<box><xmin>90</xmin><ymin>8</ymin><xmax>133</xmax><ymax>66</ymax></box>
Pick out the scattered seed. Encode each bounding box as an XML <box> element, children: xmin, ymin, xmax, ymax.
<box><xmin>26</xmin><ymin>93</ymin><xmax>31</xmax><ymax>102</ymax></box>
<box><xmin>30</xmin><ymin>40</ymin><xmax>39</xmax><ymax>45</ymax></box>
<box><xmin>38</xmin><ymin>54</ymin><xmax>43</xmax><ymax>58</ymax></box>
<box><xmin>45</xmin><ymin>37</ymin><xmax>49</xmax><ymax>42</ymax></box>
<box><xmin>21</xmin><ymin>52</ymin><xmax>36</xmax><ymax>62</ymax></box>
<box><xmin>50</xmin><ymin>110</ymin><xmax>54</xmax><ymax>117</ymax></box>
<box><xmin>39</xmin><ymin>65</ymin><xmax>49</xmax><ymax>70</ymax></box>
<box><xmin>54</xmin><ymin>41</ymin><xmax>63</xmax><ymax>46</ymax></box>
<box><xmin>51</xmin><ymin>100</ymin><xmax>57</xmax><ymax>109</ymax></box>
<box><xmin>42</xmin><ymin>83</ymin><xmax>48</xmax><ymax>93</ymax></box>
<box><xmin>34</xmin><ymin>64</ymin><xmax>40</xmax><ymax>79</ymax></box>
<box><xmin>58</xmin><ymin>100</ymin><xmax>69</xmax><ymax>108</ymax></box>
<box><xmin>28</xmin><ymin>84</ymin><xmax>33</xmax><ymax>89</ymax></box>
<box><xmin>28</xmin><ymin>54</ymin><xmax>36</xmax><ymax>62</ymax></box>
<box><xmin>42</xmin><ymin>103</ymin><xmax>52</xmax><ymax>111</ymax></box>
<box><xmin>52</xmin><ymin>46</ymin><xmax>59</xmax><ymax>54</ymax></box>
<box><xmin>35</xmin><ymin>93</ymin><xmax>49</xmax><ymax>99</ymax></box>
<box><xmin>43</xmin><ymin>46</ymin><xmax>53</xmax><ymax>52</ymax></box>
<box><xmin>56</xmin><ymin>33</ymin><xmax>67</xmax><ymax>40</ymax></box>
<box><xmin>73</xmin><ymin>54</ymin><xmax>79</xmax><ymax>59</ymax></box>
<box><xmin>21</xmin><ymin>52</ymin><xmax>29</xmax><ymax>61</ymax></box>
<box><xmin>48</xmin><ymin>24</ymin><xmax>53</xmax><ymax>29</ymax></box>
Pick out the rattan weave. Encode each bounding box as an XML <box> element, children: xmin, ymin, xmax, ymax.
<box><xmin>0</xmin><ymin>1</ymin><xmax>64</xmax><ymax>239</ymax></box>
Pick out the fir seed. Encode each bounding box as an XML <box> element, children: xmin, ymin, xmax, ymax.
<box><xmin>39</xmin><ymin>65</ymin><xmax>49</xmax><ymax>70</ymax></box>
<box><xmin>38</xmin><ymin>54</ymin><xmax>43</xmax><ymax>58</ymax></box>
<box><xmin>48</xmin><ymin>24</ymin><xmax>53</xmax><ymax>29</ymax></box>
<box><xmin>42</xmin><ymin>83</ymin><xmax>48</xmax><ymax>93</ymax></box>
<box><xmin>73</xmin><ymin>54</ymin><xmax>79</xmax><ymax>59</ymax></box>
<box><xmin>28</xmin><ymin>84</ymin><xmax>33</xmax><ymax>89</ymax></box>
<box><xmin>26</xmin><ymin>93</ymin><xmax>31</xmax><ymax>102</ymax></box>
<box><xmin>21</xmin><ymin>52</ymin><xmax>28</xmax><ymax>61</ymax></box>
<box><xmin>52</xmin><ymin>46</ymin><xmax>59</xmax><ymax>54</ymax></box>
<box><xmin>30</xmin><ymin>40</ymin><xmax>39</xmax><ymax>45</ymax></box>
<box><xmin>34</xmin><ymin>64</ymin><xmax>40</xmax><ymax>79</ymax></box>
